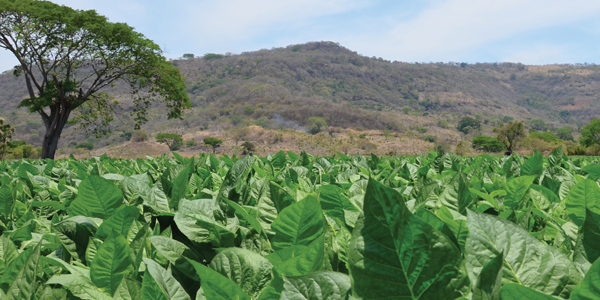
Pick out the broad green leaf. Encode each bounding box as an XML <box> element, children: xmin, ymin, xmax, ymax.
<box><xmin>5</xmin><ymin>241</ymin><xmax>41</xmax><ymax>300</ymax></box>
<box><xmin>271</xmin><ymin>195</ymin><xmax>324</xmax><ymax>251</ymax></box>
<box><xmin>185</xmin><ymin>214</ymin><xmax>236</xmax><ymax>248</ymax></box>
<box><xmin>281</xmin><ymin>271</ymin><xmax>351</xmax><ymax>300</ymax></box>
<box><xmin>68</xmin><ymin>176</ymin><xmax>124</xmax><ymax>219</ymax></box>
<box><xmin>113</xmin><ymin>278</ymin><xmax>142</xmax><ymax>300</ymax></box>
<box><xmin>348</xmin><ymin>178</ymin><xmax>466</xmax><ymax>300</ymax></box>
<box><xmin>95</xmin><ymin>206</ymin><xmax>140</xmax><ymax>240</ymax></box>
<box><xmin>267</xmin><ymin>235</ymin><xmax>324</xmax><ymax>276</ymax></box>
<box><xmin>580</xmin><ymin>208</ymin><xmax>600</xmax><ymax>266</ymax></box>
<box><xmin>90</xmin><ymin>230</ymin><xmax>134</xmax><ymax>296</ymax></box>
<box><xmin>209</xmin><ymin>248</ymin><xmax>273</xmax><ymax>298</ymax></box>
<box><xmin>571</xmin><ymin>255</ymin><xmax>600</xmax><ymax>300</ymax></box>
<box><xmin>500</xmin><ymin>283</ymin><xmax>558</xmax><ymax>300</ymax></box>
<box><xmin>521</xmin><ymin>151</ymin><xmax>543</xmax><ymax>177</ymax></box>
<box><xmin>504</xmin><ymin>176</ymin><xmax>536</xmax><ymax>208</ymax></box>
<box><xmin>141</xmin><ymin>258</ymin><xmax>190</xmax><ymax>300</ymax></box>
<box><xmin>472</xmin><ymin>251</ymin><xmax>503</xmax><ymax>300</ymax></box>
<box><xmin>565</xmin><ymin>179</ymin><xmax>600</xmax><ymax>226</ymax></box>
<box><xmin>148</xmin><ymin>236</ymin><xmax>200</xmax><ymax>280</ymax></box>
<box><xmin>53</xmin><ymin>220</ymin><xmax>92</xmax><ymax>265</ymax></box>
<box><xmin>1</xmin><ymin>242</ymin><xmax>36</xmax><ymax>290</ymax></box>
<box><xmin>582</xmin><ymin>164</ymin><xmax>600</xmax><ymax>181</ymax></box>
<box><xmin>0</xmin><ymin>185</ymin><xmax>13</xmax><ymax>220</ymax></box>
<box><xmin>224</xmin><ymin>199</ymin><xmax>262</xmax><ymax>234</ymax></box>
<box><xmin>439</xmin><ymin>172</ymin><xmax>471</xmax><ymax>215</ymax></box>
<box><xmin>186</xmin><ymin>258</ymin><xmax>251</xmax><ymax>300</ymax></box>
<box><xmin>170</xmin><ymin>163</ymin><xmax>193</xmax><ymax>209</ymax></box>
<box><xmin>465</xmin><ymin>210</ymin><xmax>581</xmax><ymax>298</ymax></box>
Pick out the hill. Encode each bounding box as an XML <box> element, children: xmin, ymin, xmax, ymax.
<box><xmin>0</xmin><ymin>41</ymin><xmax>598</xmax><ymax>156</ymax></box>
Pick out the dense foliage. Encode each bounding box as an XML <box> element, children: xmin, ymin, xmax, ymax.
<box><xmin>0</xmin><ymin>148</ymin><xmax>598</xmax><ymax>299</ymax></box>
<box><xmin>0</xmin><ymin>0</ymin><xmax>190</xmax><ymax>158</ymax></box>
<box><xmin>457</xmin><ymin>117</ymin><xmax>481</xmax><ymax>134</ymax></box>
<box><xmin>472</xmin><ymin>135</ymin><xmax>504</xmax><ymax>152</ymax></box>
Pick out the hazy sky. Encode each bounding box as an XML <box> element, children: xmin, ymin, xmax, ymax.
<box><xmin>1</xmin><ymin>0</ymin><xmax>600</xmax><ymax>71</ymax></box>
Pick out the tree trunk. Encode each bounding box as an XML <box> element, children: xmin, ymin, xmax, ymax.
<box><xmin>41</xmin><ymin>103</ymin><xmax>72</xmax><ymax>159</ymax></box>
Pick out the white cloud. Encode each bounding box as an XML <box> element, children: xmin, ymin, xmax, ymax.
<box><xmin>344</xmin><ymin>0</ymin><xmax>600</xmax><ymax>63</ymax></box>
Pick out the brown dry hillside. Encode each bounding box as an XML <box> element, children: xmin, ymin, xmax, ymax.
<box><xmin>0</xmin><ymin>41</ymin><xmax>597</xmax><ymax>155</ymax></box>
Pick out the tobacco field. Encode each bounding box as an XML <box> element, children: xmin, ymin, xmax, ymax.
<box><xmin>0</xmin><ymin>147</ymin><xmax>600</xmax><ymax>299</ymax></box>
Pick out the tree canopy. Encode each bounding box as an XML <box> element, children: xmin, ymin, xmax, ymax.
<box><xmin>493</xmin><ymin>121</ymin><xmax>526</xmax><ymax>154</ymax></box>
<box><xmin>579</xmin><ymin>118</ymin><xmax>600</xmax><ymax>147</ymax></box>
<box><xmin>457</xmin><ymin>117</ymin><xmax>481</xmax><ymax>134</ymax></box>
<box><xmin>0</xmin><ymin>0</ymin><xmax>190</xmax><ymax>158</ymax></box>
<box><xmin>472</xmin><ymin>135</ymin><xmax>504</xmax><ymax>152</ymax></box>
<box><xmin>203</xmin><ymin>137</ymin><xmax>222</xmax><ymax>153</ymax></box>
<box><xmin>156</xmin><ymin>133</ymin><xmax>183</xmax><ymax>151</ymax></box>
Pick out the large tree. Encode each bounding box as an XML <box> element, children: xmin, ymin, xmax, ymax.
<box><xmin>579</xmin><ymin>118</ymin><xmax>600</xmax><ymax>147</ymax></box>
<box><xmin>0</xmin><ymin>0</ymin><xmax>190</xmax><ymax>158</ymax></box>
<box><xmin>493</xmin><ymin>121</ymin><xmax>526</xmax><ymax>155</ymax></box>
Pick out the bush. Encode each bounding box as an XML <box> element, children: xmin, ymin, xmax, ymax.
<box><xmin>231</xmin><ymin>115</ymin><xmax>243</xmax><ymax>126</ymax></box>
<box><xmin>415</xmin><ymin>127</ymin><xmax>428</xmax><ymax>134</ymax></box>
<box><xmin>254</xmin><ymin>118</ymin><xmax>269</xmax><ymax>128</ymax></box>
<box><xmin>556</xmin><ymin>127</ymin><xmax>574</xmax><ymax>141</ymax></box>
<box><xmin>455</xmin><ymin>142</ymin><xmax>470</xmax><ymax>155</ymax></box>
<box><xmin>457</xmin><ymin>117</ymin><xmax>481</xmax><ymax>134</ymax></box>
<box><xmin>120</xmin><ymin>131</ymin><xmax>133</xmax><ymax>141</ymax></box>
<box><xmin>434</xmin><ymin>142</ymin><xmax>450</xmax><ymax>155</ymax></box>
<box><xmin>131</xmin><ymin>130</ymin><xmax>149</xmax><ymax>142</ymax></box>
<box><xmin>186</xmin><ymin>139</ymin><xmax>198</xmax><ymax>148</ymax></box>
<box><xmin>529</xmin><ymin>131</ymin><xmax>561</xmax><ymax>143</ymax></box>
<box><xmin>424</xmin><ymin>135</ymin><xmax>436</xmax><ymax>143</ymax></box>
<box><xmin>502</xmin><ymin>116</ymin><xmax>514</xmax><ymax>123</ymax></box>
<box><xmin>568</xmin><ymin>145</ymin><xmax>586</xmax><ymax>156</ymax></box>
<box><xmin>472</xmin><ymin>135</ymin><xmax>505</xmax><ymax>152</ymax></box>
<box><xmin>241</xmin><ymin>141</ymin><xmax>256</xmax><ymax>155</ymax></box>
<box><xmin>437</xmin><ymin>120</ymin><xmax>448</xmax><ymax>128</ymax></box>
<box><xmin>307</xmin><ymin>117</ymin><xmax>327</xmax><ymax>134</ymax></box>
<box><xmin>529</xmin><ymin>119</ymin><xmax>547</xmax><ymax>131</ymax></box>
<box><xmin>75</xmin><ymin>142</ymin><xmax>94</xmax><ymax>150</ymax></box>
<box><xmin>244</xmin><ymin>106</ymin><xmax>255</xmax><ymax>115</ymax></box>
<box><xmin>358</xmin><ymin>133</ymin><xmax>367</xmax><ymax>139</ymax></box>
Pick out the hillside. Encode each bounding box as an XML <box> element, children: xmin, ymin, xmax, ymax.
<box><xmin>0</xmin><ymin>41</ymin><xmax>598</xmax><ymax>156</ymax></box>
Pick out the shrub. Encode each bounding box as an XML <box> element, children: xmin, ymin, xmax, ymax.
<box><xmin>244</xmin><ymin>106</ymin><xmax>255</xmax><ymax>115</ymax></box>
<box><xmin>415</xmin><ymin>127</ymin><xmax>428</xmax><ymax>134</ymax></box>
<box><xmin>424</xmin><ymin>135</ymin><xmax>436</xmax><ymax>143</ymax></box>
<box><xmin>502</xmin><ymin>116</ymin><xmax>514</xmax><ymax>123</ymax></box>
<box><xmin>131</xmin><ymin>130</ymin><xmax>149</xmax><ymax>142</ymax></box>
<box><xmin>186</xmin><ymin>139</ymin><xmax>198</xmax><ymax>148</ymax></box>
<box><xmin>254</xmin><ymin>118</ymin><xmax>269</xmax><ymax>128</ymax></box>
<box><xmin>231</xmin><ymin>115</ymin><xmax>243</xmax><ymax>126</ymax></box>
<box><xmin>556</xmin><ymin>127</ymin><xmax>574</xmax><ymax>141</ymax></box>
<box><xmin>529</xmin><ymin>131</ymin><xmax>561</xmax><ymax>143</ymax></box>
<box><xmin>529</xmin><ymin>119</ymin><xmax>547</xmax><ymax>131</ymax></box>
<box><xmin>75</xmin><ymin>142</ymin><xmax>94</xmax><ymax>150</ymax></box>
<box><xmin>120</xmin><ymin>131</ymin><xmax>133</xmax><ymax>140</ymax></box>
<box><xmin>241</xmin><ymin>141</ymin><xmax>256</xmax><ymax>155</ymax></box>
<box><xmin>307</xmin><ymin>117</ymin><xmax>327</xmax><ymax>134</ymax></box>
<box><xmin>434</xmin><ymin>142</ymin><xmax>450</xmax><ymax>155</ymax></box>
<box><xmin>457</xmin><ymin>117</ymin><xmax>481</xmax><ymax>134</ymax></box>
<box><xmin>359</xmin><ymin>133</ymin><xmax>367</xmax><ymax>139</ymax></box>
<box><xmin>437</xmin><ymin>120</ymin><xmax>448</xmax><ymax>128</ymax></box>
<box><xmin>472</xmin><ymin>135</ymin><xmax>504</xmax><ymax>152</ymax></box>
<box><xmin>568</xmin><ymin>145</ymin><xmax>586</xmax><ymax>156</ymax></box>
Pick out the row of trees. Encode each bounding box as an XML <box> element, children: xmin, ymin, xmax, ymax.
<box><xmin>471</xmin><ymin>117</ymin><xmax>600</xmax><ymax>155</ymax></box>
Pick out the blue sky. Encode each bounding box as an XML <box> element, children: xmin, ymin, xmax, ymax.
<box><xmin>2</xmin><ymin>0</ymin><xmax>600</xmax><ymax>71</ymax></box>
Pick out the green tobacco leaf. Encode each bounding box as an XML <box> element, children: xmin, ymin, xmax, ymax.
<box><xmin>5</xmin><ymin>241</ymin><xmax>41</xmax><ymax>300</ymax></box>
<box><xmin>68</xmin><ymin>176</ymin><xmax>124</xmax><ymax>219</ymax></box>
<box><xmin>565</xmin><ymin>179</ymin><xmax>600</xmax><ymax>226</ymax></box>
<box><xmin>271</xmin><ymin>195</ymin><xmax>324</xmax><ymax>251</ymax></box>
<box><xmin>224</xmin><ymin>199</ymin><xmax>262</xmax><ymax>234</ymax></box>
<box><xmin>209</xmin><ymin>248</ymin><xmax>273</xmax><ymax>299</ymax></box>
<box><xmin>439</xmin><ymin>172</ymin><xmax>471</xmax><ymax>215</ymax></box>
<box><xmin>472</xmin><ymin>251</ymin><xmax>503</xmax><ymax>300</ymax></box>
<box><xmin>148</xmin><ymin>236</ymin><xmax>200</xmax><ymax>280</ymax></box>
<box><xmin>113</xmin><ymin>277</ymin><xmax>141</xmax><ymax>300</ymax></box>
<box><xmin>90</xmin><ymin>230</ymin><xmax>134</xmax><ymax>296</ymax></box>
<box><xmin>571</xmin><ymin>255</ymin><xmax>600</xmax><ymax>300</ymax></box>
<box><xmin>267</xmin><ymin>235</ymin><xmax>324</xmax><ymax>276</ymax></box>
<box><xmin>95</xmin><ymin>206</ymin><xmax>140</xmax><ymax>240</ymax></box>
<box><xmin>170</xmin><ymin>163</ymin><xmax>193</xmax><ymax>210</ymax></box>
<box><xmin>521</xmin><ymin>151</ymin><xmax>543</xmax><ymax>177</ymax></box>
<box><xmin>504</xmin><ymin>176</ymin><xmax>536</xmax><ymax>208</ymax></box>
<box><xmin>465</xmin><ymin>210</ymin><xmax>581</xmax><ymax>298</ymax></box>
<box><xmin>500</xmin><ymin>283</ymin><xmax>558</xmax><ymax>300</ymax></box>
<box><xmin>348</xmin><ymin>178</ymin><xmax>466</xmax><ymax>300</ymax></box>
<box><xmin>580</xmin><ymin>208</ymin><xmax>600</xmax><ymax>267</ymax></box>
<box><xmin>141</xmin><ymin>258</ymin><xmax>190</xmax><ymax>300</ymax></box>
<box><xmin>281</xmin><ymin>271</ymin><xmax>351</xmax><ymax>300</ymax></box>
<box><xmin>186</xmin><ymin>258</ymin><xmax>251</xmax><ymax>300</ymax></box>
<box><xmin>582</xmin><ymin>164</ymin><xmax>600</xmax><ymax>181</ymax></box>
<box><xmin>185</xmin><ymin>214</ymin><xmax>236</xmax><ymax>248</ymax></box>
<box><xmin>140</xmin><ymin>271</ymin><xmax>168</xmax><ymax>300</ymax></box>
<box><xmin>0</xmin><ymin>185</ymin><xmax>13</xmax><ymax>220</ymax></box>
<box><xmin>415</xmin><ymin>208</ymin><xmax>459</xmax><ymax>250</ymax></box>
<box><xmin>53</xmin><ymin>220</ymin><xmax>92</xmax><ymax>265</ymax></box>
